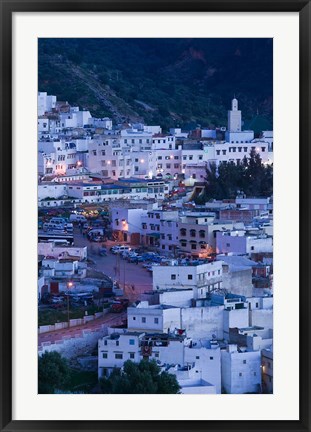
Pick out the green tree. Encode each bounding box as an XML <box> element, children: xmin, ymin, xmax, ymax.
<box><xmin>38</xmin><ymin>351</ymin><xmax>71</xmax><ymax>394</ymax></box>
<box><xmin>202</xmin><ymin>162</ymin><xmax>224</xmax><ymax>201</ymax></box>
<box><xmin>100</xmin><ymin>359</ymin><xmax>181</xmax><ymax>394</ymax></box>
<box><xmin>242</xmin><ymin>149</ymin><xmax>265</xmax><ymax>196</ymax></box>
<box><xmin>199</xmin><ymin>151</ymin><xmax>273</xmax><ymax>203</ymax></box>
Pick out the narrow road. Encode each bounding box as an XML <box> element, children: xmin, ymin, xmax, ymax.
<box><xmin>38</xmin><ymin>311</ymin><xmax>126</xmax><ymax>347</ymax></box>
<box><xmin>38</xmin><ymin>228</ymin><xmax>153</xmax><ymax>347</ymax></box>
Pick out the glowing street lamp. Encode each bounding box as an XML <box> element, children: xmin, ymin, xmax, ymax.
<box><xmin>66</xmin><ymin>281</ymin><xmax>73</xmax><ymax>323</ymax></box>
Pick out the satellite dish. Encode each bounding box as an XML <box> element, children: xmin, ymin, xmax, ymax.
<box><xmin>212</xmin><ymin>334</ymin><xmax>217</xmax><ymax>339</ymax></box>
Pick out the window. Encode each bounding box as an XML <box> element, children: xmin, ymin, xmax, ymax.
<box><xmin>239</xmin><ymin>372</ymin><xmax>242</xmax><ymax>377</ymax></box>
<box><xmin>102</xmin><ymin>352</ymin><xmax>108</xmax><ymax>359</ymax></box>
<box><xmin>196</xmin><ymin>356</ymin><xmax>200</xmax><ymax>359</ymax></box>
<box><xmin>133</xmin><ymin>317</ymin><xmax>136</xmax><ymax>321</ymax></box>
<box><xmin>256</xmin><ymin>302</ymin><xmax>259</xmax><ymax>308</ymax></box>
<box><xmin>187</xmin><ymin>274</ymin><xmax>193</xmax><ymax>280</ymax></box>
<box><xmin>116</xmin><ymin>341</ymin><xmax>119</xmax><ymax>346</ymax></box>
<box><xmin>115</xmin><ymin>353</ymin><xmax>123</xmax><ymax>359</ymax></box>
<box><xmin>261</xmin><ymin>147</ymin><xmax>266</xmax><ymax>152</ymax></box>
<box><xmin>191</xmin><ymin>244</ymin><xmax>197</xmax><ymax>250</ymax></box>
<box><xmin>226</xmin><ymin>243</ymin><xmax>230</xmax><ymax>247</ymax></box>
<box><xmin>243</xmin><ymin>360</ymin><xmax>246</xmax><ymax>364</ymax></box>
<box><xmin>251</xmin><ymin>246</ymin><xmax>254</xmax><ymax>251</ymax></box>
<box><xmin>174</xmin><ymin>156</ymin><xmax>179</xmax><ymax>159</ymax></box>
<box><xmin>104</xmin><ymin>340</ymin><xmax>107</xmax><ymax>346</ymax></box>
<box><xmin>129</xmin><ymin>353</ymin><xmax>135</xmax><ymax>359</ymax></box>
<box><xmin>171</xmin><ymin>274</ymin><xmax>176</xmax><ymax>280</ymax></box>
<box><xmin>154</xmin><ymin>318</ymin><xmax>159</xmax><ymax>324</ymax></box>
<box><xmin>142</xmin><ymin>317</ymin><xmax>146</xmax><ymax>323</ymax></box>
<box><xmin>210</xmin><ymin>356</ymin><xmax>214</xmax><ymax>360</ymax></box>
<box><xmin>129</xmin><ymin>339</ymin><xmax>135</xmax><ymax>345</ymax></box>
<box><xmin>254</xmin><ymin>372</ymin><xmax>257</xmax><ymax>376</ymax></box>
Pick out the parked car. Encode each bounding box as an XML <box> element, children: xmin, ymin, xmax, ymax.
<box><xmin>110</xmin><ymin>298</ymin><xmax>129</xmax><ymax>313</ymax></box>
<box><xmin>69</xmin><ymin>214</ymin><xmax>87</xmax><ymax>223</ymax></box>
<box><xmin>111</xmin><ymin>245</ymin><xmax>132</xmax><ymax>254</ymax></box>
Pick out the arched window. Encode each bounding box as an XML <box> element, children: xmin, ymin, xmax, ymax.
<box><xmin>190</xmin><ymin>229</ymin><xmax>196</xmax><ymax>237</ymax></box>
<box><xmin>180</xmin><ymin>228</ymin><xmax>187</xmax><ymax>236</ymax></box>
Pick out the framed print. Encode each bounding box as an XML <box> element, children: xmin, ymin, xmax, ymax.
<box><xmin>1</xmin><ymin>0</ymin><xmax>310</xmax><ymax>431</ymax></box>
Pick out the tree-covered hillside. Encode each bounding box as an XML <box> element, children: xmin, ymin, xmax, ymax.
<box><xmin>38</xmin><ymin>38</ymin><xmax>273</xmax><ymax>131</ymax></box>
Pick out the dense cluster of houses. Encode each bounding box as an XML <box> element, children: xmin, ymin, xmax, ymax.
<box><xmin>97</xmin><ymin>251</ymin><xmax>273</xmax><ymax>394</ymax></box>
<box><xmin>38</xmin><ymin>92</ymin><xmax>273</xmax><ymax>394</ymax></box>
<box><xmin>38</xmin><ymin>92</ymin><xmax>273</xmax><ymax>201</ymax></box>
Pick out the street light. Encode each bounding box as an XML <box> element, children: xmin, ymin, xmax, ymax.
<box><xmin>66</xmin><ymin>281</ymin><xmax>73</xmax><ymax>324</ymax></box>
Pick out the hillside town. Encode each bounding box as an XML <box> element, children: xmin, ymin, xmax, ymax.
<box><xmin>38</xmin><ymin>91</ymin><xmax>273</xmax><ymax>394</ymax></box>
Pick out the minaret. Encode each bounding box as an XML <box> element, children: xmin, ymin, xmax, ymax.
<box><xmin>228</xmin><ymin>97</ymin><xmax>242</xmax><ymax>132</ymax></box>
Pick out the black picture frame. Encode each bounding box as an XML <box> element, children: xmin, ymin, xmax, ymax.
<box><xmin>0</xmin><ymin>0</ymin><xmax>310</xmax><ymax>431</ymax></box>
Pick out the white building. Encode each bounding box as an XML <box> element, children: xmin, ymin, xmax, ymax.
<box><xmin>216</xmin><ymin>231</ymin><xmax>273</xmax><ymax>255</ymax></box>
<box><xmin>89</xmin><ymin>117</ymin><xmax>113</xmax><ymax>130</ymax></box>
<box><xmin>228</xmin><ymin>97</ymin><xmax>241</xmax><ymax>132</ymax></box>
<box><xmin>38</xmin><ymin>242</ymin><xmax>87</xmax><ymax>261</ymax></box>
<box><xmin>38</xmin><ymin>179</ymin><xmax>170</xmax><ymax>207</ymax></box>
<box><xmin>152</xmin><ymin>261</ymin><xmax>223</xmax><ymax>295</ymax></box>
<box><xmin>111</xmin><ymin>207</ymin><xmax>148</xmax><ymax>244</ymax></box>
<box><xmin>127</xmin><ymin>302</ymin><xmax>181</xmax><ymax>333</ymax></box>
<box><xmin>87</xmin><ymin>137</ymin><xmax>134</xmax><ymax>179</ymax></box>
<box><xmin>43</xmin><ymin>140</ymin><xmax>85</xmax><ymax>176</ymax></box>
<box><xmin>98</xmin><ymin>330</ymin><xmax>222</xmax><ymax>393</ymax></box>
<box><xmin>98</xmin><ymin>331</ymin><xmax>185</xmax><ymax>379</ymax></box>
<box><xmin>221</xmin><ymin>344</ymin><xmax>261</xmax><ymax>394</ymax></box>
<box><xmin>184</xmin><ymin>341</ymin><xmax>221</xmax><ymax>393</ymax></box>
<box><xmin>141</xmin><ymin>209</ymin><xmax>179</xmax><ymax>253</ymax></box>
<box><xmin>38</xmin><ymin>92</ymin><xmax>56</xmax><ymax>116</ymax></box>
<box><xmin>41</xmin><ymin>258</ymin><xmax>87</xmax><ymax>279</ymax></box>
